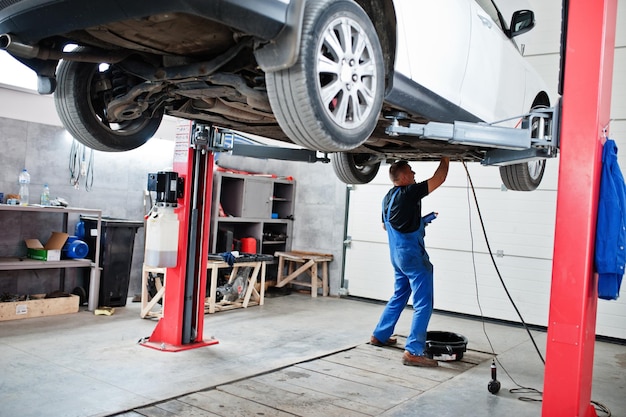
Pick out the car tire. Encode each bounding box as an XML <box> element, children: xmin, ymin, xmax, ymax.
<box><xmin>54</xmin><ymin>57</ymin><xmax>163</xmax><ymax>152</ymax></box>
<box><xmin>266</xmin><ymin>0</ymin><xmax>384</xmax><ymax>152</ymax></box>
<box><xmin>499</xmin><ymin>160</ymin><xmax>545</xmax><ymax>191</ymax></box>
<box><xmin>332</xmin><ymin>152</ymin><xmax>381</xmax><ymax>184</ymax></box>
<box><xmin>498</xmin><ymin>102</ymin><xmax>549</xmax><ymax>191</ymax></box>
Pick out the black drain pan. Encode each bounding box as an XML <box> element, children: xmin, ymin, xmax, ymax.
<box><xmin>424</xmin><ymin>331</ymin><xmax>468</xmax><ymax>361</ymax></box>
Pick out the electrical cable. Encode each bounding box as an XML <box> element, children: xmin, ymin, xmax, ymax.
<box><xmin>463</xmin><ymin>161</ymin><xmax>611</xmax><ymax>416</ymax></box>
<box><xmin>68</xmin><ymin>139</ymin><xmax>95</xmax><ymax>191</ymax></box>
<box><xmin>592</xmin><ymin>400</ymin><xmax>612</xmax><ymax>416</ymax></box>
<box><xmin>69</xmin><ymin>139</ymin><xmax>81</xmax><ymax>187</ymax></box>
<box><xmin>85</xmin><ymin>147</ymin><xmax>94</xmax><ymax>191</ymax></box>
<box><xmin>464</xmin><ymin>162</ymin><xmax>543</xmax><ymax>403</ymax></box>
<box><xmin>462</xmin><ymin>161</ymin><xmax>545</xmax><ymax>363</ymax></box>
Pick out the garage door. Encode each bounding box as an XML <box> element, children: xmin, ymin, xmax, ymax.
<box><xmin>343</xmin><ymin>159</ymin><xmax>626</xmax><ymax>339</ymax></box>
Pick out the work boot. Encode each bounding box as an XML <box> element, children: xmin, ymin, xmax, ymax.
<box><xmin>370</xmin><ymin>335</ymin><xmax>397</xmax><ymax>347</ymax></box>
<box><xmin>402</xmin><ymin>351</ymin><xmax>439</xmax><ymax>367</ymax></box>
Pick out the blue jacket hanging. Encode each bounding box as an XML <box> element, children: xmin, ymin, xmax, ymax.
<box><xmin>595</xmin><ymin>139</ymin><xmax>626</xmax><ymax>300</ymax></box>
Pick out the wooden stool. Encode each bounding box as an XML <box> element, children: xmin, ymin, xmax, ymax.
<box><xmin>140</xmin><ymin>264</ymin><xmax>166</xmax><ymax>319</ymax></box>
<box><xmin>274</xmin><ymin>251</ymin><xmax>333</xmax><ymax>297</ymax></box>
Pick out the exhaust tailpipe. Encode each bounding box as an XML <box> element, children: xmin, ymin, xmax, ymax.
<box><xmin>0</xmin><ymin>33</ymin><xmax>46</xmax><ymax>59</ymax></box>
<box><xmin>0</xmin><ymin>33</ymin><xmax>129</xmax><ymax>63</ymax></box>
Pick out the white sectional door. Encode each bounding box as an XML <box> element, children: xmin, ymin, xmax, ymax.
<box><xmin>343</xmin><ymin>161</ymin><xmax>558</xmax><ymax>328</ymax></box>
<box><xmin>343</xmin><ymin>0</ymin><xmax>626</xmax><ymax>340</ymax></box>
<box><xmin>344</xmin><ymin>158</ymin><xmax>626</xmax><ymax>339</ymax></box>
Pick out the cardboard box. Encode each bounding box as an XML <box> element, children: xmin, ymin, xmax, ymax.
<box><xmin>0</xmin><ymin>294</ymin><xmax>79</xmax><ymax>321</ymax></box>
<box><xmin>25</xmin><ymin>232</ymin><xmax>69</xmax><ymax>261</ymax></box>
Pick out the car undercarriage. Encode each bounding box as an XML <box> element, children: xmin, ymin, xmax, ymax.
<box><xmin>0</xmin><ymin>0</ymin><xmax>555</xmax><ymax>190</ymax></box>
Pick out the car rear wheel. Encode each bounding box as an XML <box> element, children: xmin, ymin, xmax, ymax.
<box><xmin>332</xmin><ymin>152</ymin><xmax>381</xmax><ymax>184</ymax></box>
<box><xmin>266</xmin><ymin>0</ymin><xmax>384</xmax><ymax>152</ymax></box>
<box><xmin>54</xmin><ymin>58</ymin><xmax>163</xmax><ymax>152</ymax></box>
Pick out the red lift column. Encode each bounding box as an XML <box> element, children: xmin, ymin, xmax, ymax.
<box><xmin>142</xmin><ymin>121</ymin><xmax>219</xmax><ymax>352</ymax></box>
<box><xmin>542</xmin><ymin>0</ymin><xmax>617</xmax><ymax>415</ymax></box>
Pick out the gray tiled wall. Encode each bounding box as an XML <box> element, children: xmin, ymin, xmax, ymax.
<box><xmin>215</xmin><ymin>153</ymin><xmax>348</xmax><ymax>295</ymax></box>
<box><xmin>0</xmin><ymin>116</ymin><xmax>174</xmax><ymax>299</ymax></box>
<box><xmin>0</xmin><ymin>117</ymin><xmax>349</xmax><ymax>303</ymax></box>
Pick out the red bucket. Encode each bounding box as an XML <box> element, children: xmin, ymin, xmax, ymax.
<box><xmin>240</xmin><ymin>237</ymin><xmax>257</xmax><ymax>253</ymax></box>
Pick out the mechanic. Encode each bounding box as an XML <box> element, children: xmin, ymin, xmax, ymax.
<box><xmin>370</xmin><ymin>157</ymin><xmax>450</xmax><ymax>367</ymax></box>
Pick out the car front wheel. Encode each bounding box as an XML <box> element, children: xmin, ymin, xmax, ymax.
<box><xmin>332</xmin><ymin>152</ymin><xmax>381</xmax><ymax>184</ymax></box>
<box><xmin>499</xmin><ymin>159</ymin><xmax>546</xmax><ymax>191</ymax></box>
<box><xmin>498</xmin><ymin>102</ymin><xmax>549</xmax><ymax>191</ymax></box>
<box><xmin>266</xmin><ymin>0</ymin><xmax>385</xmax><ymax>152</ymax></box>
<box><xmin>54</xmin><ymin>57</ymin><xmax>163</xmax><ymax>152</ymax></box>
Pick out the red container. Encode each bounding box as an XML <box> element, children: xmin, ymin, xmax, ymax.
<box><xmin>240</xmin><ymin>237</ymin><xmax>257</xmax><ymax>253</ymax></box>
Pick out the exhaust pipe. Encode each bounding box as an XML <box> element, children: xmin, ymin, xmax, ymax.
<box><xmin>0</xmin><ymin>33</ymin><xmax>128</xmax><ymax>63</ymax></box>
<box><xmin>0</xmin><ymin>33</ymin><xmax>46</xmax><ymax>59</ymax></box>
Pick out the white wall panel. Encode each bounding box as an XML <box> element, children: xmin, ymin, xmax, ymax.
<box><xmin>597</xmin><ymin>299</ymin><xmax>626</xmax><ymax>339</ymax></box>
<box><xmin>525</xmin><ymin>54</ymin><xmax>561</xmax><ymax>101</ymax></box>
<box><xmin>611</xmin><ymin>48</ymin><xmax>626</xmax><ymax>119</ymax></box>
<box><xmin>517</xmin><ymin>1</ymin><xmax>563</xmax><ymax>56</ymax></box>
<box><xmin>430</xmin><ymin>249</ymin><xmax>552</xmax><ymax>324</ymax></box>
<box><xmin>423</xmin><ymin>182</ymin><xmax>557</xmax><ymax>258</ymax></box>
<box><xmin>345</xmin><ymin>160</ymin><xmax>556</xmax><ymax>323</ymax></box>
<box><xmin>616</xmin><ymin>0</ymin><xmax>626</xmax><ymax>47</ymax></box>
<box><xmin>344</xmin><ymin>240</ymin><xmax>395</xmax><ymax>301</ymax></box>
<box><xmin>612</xmin><ymin>120</ymin><xmax>626</xmax><ymax>144</ymax></box>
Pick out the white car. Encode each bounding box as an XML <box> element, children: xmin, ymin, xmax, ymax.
<box><xmin>0</xmin><ymin>0</ymin><xmax>552</xmax><ymax>189</ymax></box>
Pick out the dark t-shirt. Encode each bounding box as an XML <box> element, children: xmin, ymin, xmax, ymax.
<box><xmin>381</xmin><ymin>181</ymin><xmax>429</xmax><ymax>233</ymax></box>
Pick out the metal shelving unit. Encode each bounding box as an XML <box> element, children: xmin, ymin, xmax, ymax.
<box><xmin>0</xmin><ymin>205</ymin><xmax>102</xmax><ymax>310</ymax></box>
<box><xmin>210</xmin><ymin>171</ymin><xmax>295</xmax><ymax>255</ymax></box>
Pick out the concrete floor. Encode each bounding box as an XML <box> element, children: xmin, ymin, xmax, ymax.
<box><xmin>1</xmin><ymin>293</ymin><xmax>624</xmax><ymax>417</ymax></box>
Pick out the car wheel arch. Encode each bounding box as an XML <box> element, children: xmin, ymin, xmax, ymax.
<box><xmin>355</xmin><ymin>0</ymin><xmax>398</xmax><ymax>90</ymax></box>
<box><xmin>257</xmin><ymin>0</ymin><xmax>397</xmax><ymax>81</ymax></box>
<box><xmin>266</xmin><ymin>0</ymin><xmax>387</xmax><ymax>151</ymax></box>
<box><xmin>532</xmin><ymin>91</ymin><xmax>551</xmax><ymax>108</ymax></box>
<box><xmin>54</xmin><ymin>56</ymin><xmax>163</xmax><ymax>152</ymax></box>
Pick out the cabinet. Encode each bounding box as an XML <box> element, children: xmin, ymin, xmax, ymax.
<box><xmin>0</xmin><ymin>205</ymin><xmax>102</xmax><ymax>311</ymax></box>
<box><xmin>210</xmin><ymin>171</ymin><xmax>295</xmax><ymax>256</ymax></box>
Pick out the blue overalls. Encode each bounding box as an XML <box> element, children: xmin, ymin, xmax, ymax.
<box><xmin>373</xmin><ymin>188</ymin><xmax>434</xmax><ymax>356</ymax></box>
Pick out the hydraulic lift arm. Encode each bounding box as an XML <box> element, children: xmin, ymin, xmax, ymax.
<box><xmin>385</xmin><ymin>104</ymin><xmax>560</xmax><ymax>166</ymax></box>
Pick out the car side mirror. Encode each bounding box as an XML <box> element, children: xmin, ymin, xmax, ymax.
<box><xmin>510</xmin><ymin>10</ymin><xmax>535</xmax><ymax>38</ymax></box>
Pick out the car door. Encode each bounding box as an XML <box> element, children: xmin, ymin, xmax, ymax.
<box><xmin>459</xmin><ymin>0</ymin><xmax>527</xmax><ymax>124</ymax></box>
<box><xmin>393</xmin><ymin>0</ymin><xmax>472</xmax><ymax>108</ymax></box>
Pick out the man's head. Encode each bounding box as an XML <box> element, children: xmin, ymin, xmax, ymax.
<box><xmin>389</xmin><ymin>160</ymin><xmax>415</xmax><ymax>186</ymax></box>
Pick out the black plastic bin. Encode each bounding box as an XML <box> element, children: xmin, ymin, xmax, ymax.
<box><xmin>81</xmin><ymin>216</ymin><xmax>143</xmax><ymax>307</ymax></box>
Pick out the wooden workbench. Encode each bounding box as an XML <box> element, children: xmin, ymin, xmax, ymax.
<box><xmin>274</xmin><ymin>251</ymin><xmax>333</xmax><ymax>297</ymax></box>
<box><xmin>206</xmin><ymin>259</ymin><xmax>266</xmax><ymax>313</ymax></box>
<box><xmin>140</xmin><ymin>259</ymin><xmax>267</xmax><ymax>318</ymax></box>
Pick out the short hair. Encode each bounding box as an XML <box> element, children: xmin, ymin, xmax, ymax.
<box><xmin>389</xmin><ymin>160</ymin><xmax>410</xmax><ymax>182</ymax></box>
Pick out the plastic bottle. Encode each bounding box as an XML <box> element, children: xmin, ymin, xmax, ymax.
<box><xmin>40</xmin><ymin>184</ymin><xmax>50</xmax><ymax>206</ymax></box>
<box><xmin>144</xmin><ymin>205</ymin><xmax>179</xmax><ymax>267</ymax></box>
<box><xmin>74</xmin><ymin>220</ymin><xmax>85</xmax><ymax>239</ymax></box>
<box><xmin>18</xmin><ymin>168</ymin><xmax>30</xmax><ymax>206</ymax></box>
